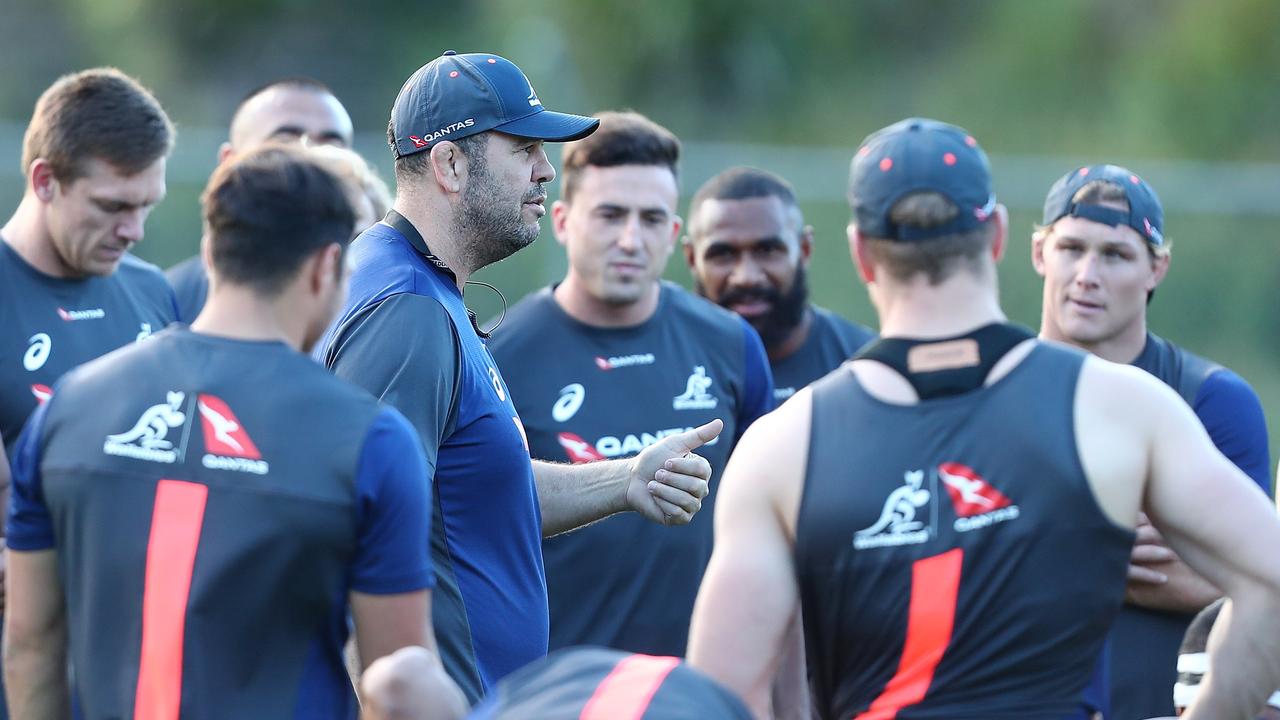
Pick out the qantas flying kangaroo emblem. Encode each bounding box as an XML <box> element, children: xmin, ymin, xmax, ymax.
<box><xmin>938</xmin><ymin>462</ymin><xmax>1020</xmax><ymax>532</ymax></box>
<box><xmin>854</xmin><ymin>470</ymin><xmax>933</xmax><ymax>549</ymax></box>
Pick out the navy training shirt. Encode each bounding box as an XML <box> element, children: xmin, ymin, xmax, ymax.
<box><xmin>7</xmin><ymin>326</ymin><xmax>433</xmax><ymax>719</ymax></box>
<box><xmin>487</xmin><ymin>284</ymin><xmax>772</xmax><ymax>656</ymax></box>
<box><xmin>770</xmin><ymin>305</ymin><xmax>875</xmax><ymax>403</ymax></box>
<box><xmin>0</xmin><ymin>240</ymin><xmax>177</xmax><ymax>451</ymax></box>
<box><xmin>164</xmin><ymin>254</ymin><xmax>209</xmax><ymax>323</ymax></box>
<box><xmin>315</xmin><ymin>216</ymin><xmax>545</xmax><ymax>703</ymax></box>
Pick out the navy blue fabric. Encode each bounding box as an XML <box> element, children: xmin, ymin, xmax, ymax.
<box><xmin>849</xmin><ymin>118</ymin><xmax>995</xmax><ymax>241</ymax></box>
<box><xmin>7</xmin><ymin>399</ymin><xmax>53</xmax><ymax>550</ymax></box>
<box><xmin>735</xmin><ymin>314</ymin><xmax>773</xmax><ymax>443</ymax></box>
<box><xmin>390</xmin><ymin>52</ymin><xmax>598</xmax><ymax>158</ymax></box>
<box><xmin>316</xmin><ymin>220</ymin><xmax>546</xmax><ymax>702</ymax></box>
<box><xmin>164</xmin><ymin>254</ymin><xmax>209</xmax><ymax>323</ymax></box>
<box><xmin>1192</xmin><ymin>368</ymin><xmax>1271</xmax><ymax>495</ymax></box>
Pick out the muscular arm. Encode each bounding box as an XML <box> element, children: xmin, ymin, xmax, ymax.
<box><xmin>4</xmin><ymin>549</ymin><xmax>69</xmax><ymax>719</ymax></box>
<box><xmin>534</xmin><ymin>419</ymin><xmax>722</xmax><ymax>537</ymax></box>
<box><xmin>1131</xmin><ymin>374</ymin><xmax>1280</xmax><ymax>719</ymax></box>
<box><xmin>1126</xmin><ymin>371</ymin><xmax>1270</xmax><ymax>614</ymax></box>
<box><xmin>689</xmin><ymin>391</ymin><xmax>809</xmax><ymax>717</ymax></box>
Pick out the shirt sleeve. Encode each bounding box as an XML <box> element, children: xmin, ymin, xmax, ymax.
<box><xmin>7</xmin><ymin>401</ymin><xmax>55</xmax><ymax>551</ymax></box>
<box><xmin>350</xmin><ymin>407</ymin><xmax>435</xmax><ymax>594</ymax></box>
<box><xmin>325</xmin><ymin>293</ymin><xmax>462</xmax><ymax>477</ymax></box>
<box><xmin>735</xmin><ymin>316</ymin><xmax>775</xmax><ymax>445</ymax></box>
<box><xmin>1193</xmin><ymin>369</ymin><xmax>1272</xmax><ymax>497</ymax></box>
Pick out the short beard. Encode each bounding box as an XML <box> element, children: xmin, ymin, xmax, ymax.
<box><xmin>454</xmin><ymin>153</ymin><xmax>542</xmax><ymax>272</ymax></box>
<box><xmin>699</xmin><ymin>265</ymin><xmax>809</xmax><ymax>350</ymax></box>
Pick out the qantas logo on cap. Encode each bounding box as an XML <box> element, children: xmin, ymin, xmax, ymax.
<box><xmin>198</xmin><ymin>394</ymin><xmax>269</xmax><ymax>475</ymax></box>
<box><xmin>938</xmin><ymin>462</ymin><xmax>1020</xmax><ymax>532</ymax></box>
<box><xmin>408</xmin><ymin>118</ymin><xmax>476</xmax><ymax>149</ymax></box>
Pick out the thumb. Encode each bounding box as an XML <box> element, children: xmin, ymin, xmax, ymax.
<box><xmin>663</xmin><ymin>418</ymin><xmax>724</xmax><ymax>454</ymax></box>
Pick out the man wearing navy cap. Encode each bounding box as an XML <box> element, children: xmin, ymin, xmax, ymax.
<box><xmin>1033</xmin><ymin>164</ymin><xmax>1272</xmax><ymax>720</ymax></box>
<box><xmin>314</xmin><ymin>52</ymin><xmax>722</xmax><ymax>703</ymax></box>
<box><xmin>687</xmin><ymin>118</ymin><xmax>1280</xmax><ymax>719</ymax></box>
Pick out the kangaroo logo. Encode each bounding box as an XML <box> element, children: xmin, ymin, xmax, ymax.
<box><xmin>854</xmin><ymin>470</ymin><xmax>933</xmax><ymax>549</ymax></box>
<box><xmin>103</xmin><ymin>391</ymin><xmax>188</xmax><ymax>464</ymax></box>
<box><xmin>108</xmin><ymin>392</ymin><xmax>186</xmax><ymax>449</ymax></box>
<box><xmin>673</xmin><ymin>366</ymin><xmax>718</xmax><ymax>410</ymax></box>
<box><xmin>198</xmin><ymin>400</ymin><xmax>244</xmax><ymax>453</ymax></box>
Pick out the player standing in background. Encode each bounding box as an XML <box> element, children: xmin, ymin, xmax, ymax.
<box><xmin>685</xmin><ymin>166</ymin><xmax>874</xmax><ymax>403</ymax></box>
<box><xmin>487</xmin><ymin>112</ymin><xmax>772</xmax><ymax>656</ymax></box>
<box><xmin>5</xmin><ymin>144</ymin><xmax>465</xmax><ymax>720</ymax></box>
<box><xmin>1033</xmin><ymin>164</ymin><xmax>1272</xmax><ymax>720</ymax></box>
<box><xmin>166</xmin><ymin>77</ymin><xmax>356</xmax><ymax>321</ymax></box>
<box><xmin>688</xmin><ymin>118</ymin><xmax>1280</xmax><ymax>719</ymax></box>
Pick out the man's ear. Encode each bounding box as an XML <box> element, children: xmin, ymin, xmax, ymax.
<box><xmin>1149</xmin><ymin>250</ymin><xmax>1171</xmax><ymax>292</ymax></box>
<box><xmin>550</xmin><ymin>200</ymin><xmax>571</xmax><ymax>247</ymax></box>
<box><xmin>1031</xmin><ymin>229</ymin><xmax>1049</xmax><ymax>278</ymax></box>
<box><xmin>798</xmin><ymin>224</ymin><xmax>815</xmax><ymax>267</ymax></box>
<box><xmin>849</xmin><ymin>223</ymin><xmax>874</xmax><ymax>285</ymax></box>
<box><xmin>217</xmin><ymin>142</ymin><xmax>235</xmax><ymax>165</ymax></box>
<box><xmin>29</xmin><ymin>159</ymin><xmax>57</xmax><ymax>203</ymax></box>
<box><xmin>308</xmin><ymin>243</ymin><xmax>344</xmax><ymax>295</ymax></box>
<box><xmin>988</xmin><ymin>204</ymin><xmax>1008</xmax><ymax>263</ymax></box>
<box><xmin>429</xmin><ymin>142</ymin><xmax>465</xmax><ymax>195</ymax></box>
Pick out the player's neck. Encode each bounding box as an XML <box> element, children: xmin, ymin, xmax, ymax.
<box><xmin>553</xmin><ymin>275</ymin><xmax>661</xmax><ymax>328</ymax></box>
<box><xmin>392</xmin><ymin>198</ymin><xmax>472</xmax><ymax>289</ymax></box>
<box><xmin>767</xmin><ymin>307</ymin><xmax>814</xmax><ymax>362</ymax></box>
<box><xmin>1</xmin><ymin>195</ymin><xmax>77</xmax><ymax>279</ymax></box>
<box><xmin>875</xmin><ymin>273</ymin><xmax>1005</xmax><ymax>340</ymax></box>
<box><xmin>192</xmin><ymin>286</ymin><xmax>308</xmax><ymax>352</ymax></box>
<box><xmin>1039</xmin><ymin>317</ymin><xmax>1148</xmax><ymax>365</ymax></box>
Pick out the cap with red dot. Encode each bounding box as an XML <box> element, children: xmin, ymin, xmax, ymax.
<box><xmin>1041</xmin><ymin>164</ymin><xmax>1165</xmax><ymax>246</ymax></box>
<box><xmin>390</xmin><ymin>50</ymin><xmax>599</xmax><ymax>158</ymax></box>
<box><xmin>848</xmin><ymin>117</ymin><xmax>996</xmax><ymax>242</ymax></box>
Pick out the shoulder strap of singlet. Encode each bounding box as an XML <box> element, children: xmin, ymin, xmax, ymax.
<box><xmin>1174</xmin><ymin>345</ymin><xmax>1223</xmax><ymax>406</ymax></box>
<box><xmin>852</xmin><ymin>322</ymin><xmax>1036</xmax><ymax>400</ymax></box>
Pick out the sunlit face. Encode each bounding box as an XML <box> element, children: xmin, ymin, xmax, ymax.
<box><xmin>1033</xmin><ymin>213</ymin><xmax>1164</xmax><ymax>349</ymax></box>
<box><xmin>687</xmin><ymin>195</ymin><xmax>809</xmax><ymax>344</ymax></box>
<box><xmin>44</xmin><ymin>157</ymin><xmax>167</xmax><ymax>277</ymax></box>
<box><xmin>229</xmin><ymin>86</ymin><xmax>353</xmax><ymax>151</ymax></box>
<box><xmin>553</xmin><ymin>164</ymin><xmax>680</xmax><ymax>306</ymax></box>
<box><xmin>456</xmin><ymin>132</ymin><xmax>555</xmax><ymax>269</ymax></box>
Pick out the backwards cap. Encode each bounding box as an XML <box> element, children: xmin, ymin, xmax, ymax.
<box><xmin>1042</xmin><ymin>164</ymin><xmax>1165</xmax><ymax>246</ymax></box>
<box><xmin>849</xmin><ymin>117</ymin><xmax>996</xmax><ymax>242</ymax></box>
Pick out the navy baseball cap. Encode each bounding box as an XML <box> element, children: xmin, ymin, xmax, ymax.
<box><xmin>848</xmin><ymin>118</ymin><xmax>996</xmax><ymax>242</ymax></box>
<box><xmin>1042</xmin><ymin>164</ymin><xmax>1165</xmax><ymax>246</ymax></box>
<box><xmin>390</xmin><ymin>51</ymin><xmax>599</xmax><ymax>158</ymax></box>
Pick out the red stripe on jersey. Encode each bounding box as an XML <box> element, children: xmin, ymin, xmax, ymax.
<box><xmin>579</xmin><ymin>654</ymin><xmax>681</xmax><ymax>720</ymax></box>
<box><xmin>856</xmin><ymin>548</ymin><xmax>964</xmax><ymax>719</ymax></box>
<box><xmin>134</xmin><ymin>480</ymin><xmax>208</xmax><ymax>720</ymax></box>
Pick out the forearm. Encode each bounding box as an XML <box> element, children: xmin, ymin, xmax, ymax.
<box><xmin>533</xmin><ymin>459</ymin><xmax>629</xmax><ymax>537</ymax></box>
<box><xmin>1186</xmin><ymin>595</ymin><xmax>1280</xmax><ymax>719</ymax></box>
<box><xmin>3</xmin><ymin>628</ymin><xmax>69</xmax><ymax>719</ymax></box>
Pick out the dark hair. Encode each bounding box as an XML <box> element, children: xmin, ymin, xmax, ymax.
<box><xmin>559</xmin><ymin>111</ymin><xmax>680</xmax><ymax>202</ymax></box>
<box><xmin>22</xmin><ymin>67</ymin><xmax>174</xmax><ymax>182</ymax></box>
<box><xmin>862</xmin><ymin>192</ymin><xmax>996</xmax><ymax>285</ymax></box>
<box><xmin>688</xmin><ymin>166</ymin><xmax>799</xmax><ymax>236</ymax></box>
<box><xmin>202</xmin><ymin>144</ymin><xmax>356</xmax><ymax>296</ymax></box>
<box><xmin>389</xmin><ymin>120</ymin><xmax>489</xmax><ymax>184</ymax></box>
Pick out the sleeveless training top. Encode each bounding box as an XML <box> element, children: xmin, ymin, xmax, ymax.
<box><xmin>795</xmin><ymin>342</ymin><xmax>1134</xmax><ymax>719</ymax></box>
